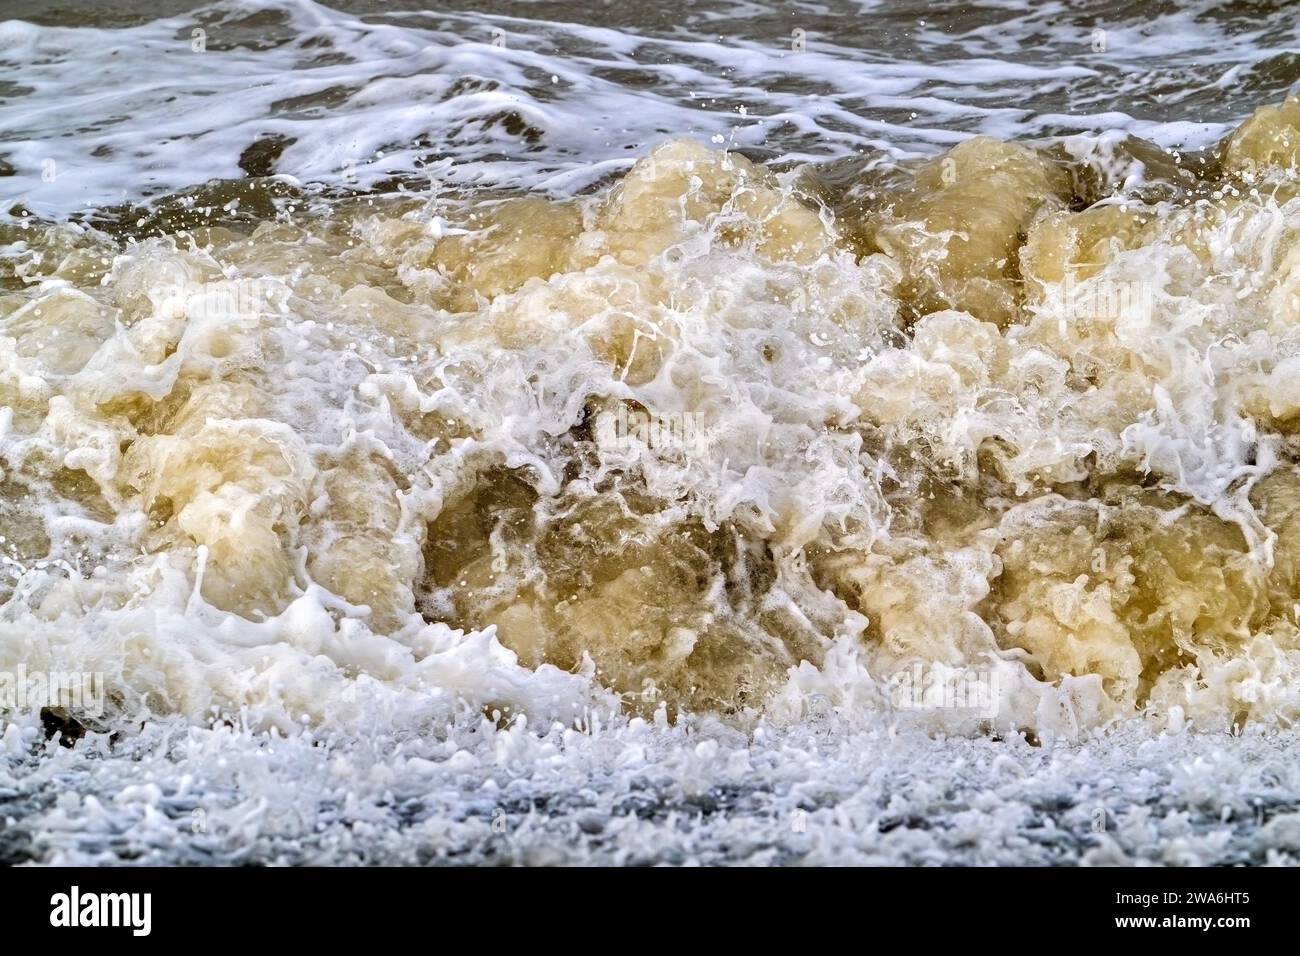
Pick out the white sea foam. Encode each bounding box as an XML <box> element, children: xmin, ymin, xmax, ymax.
<box><xmin>4</xmin><ymin>0</ymin><xmax>1300</xmax><ymax>866</ymax></box>
<box><xmin>3</xmin><ymin>0</ymin><xmax>1299</xmax><ymax>217</ymax></box>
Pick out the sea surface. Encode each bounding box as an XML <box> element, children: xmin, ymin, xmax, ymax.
<box><xmin>4</xmin><ymin>0</ymin><xmax>1300</xmax><ymax>865</ymax></box>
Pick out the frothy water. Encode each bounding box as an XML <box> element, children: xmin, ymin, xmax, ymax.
<box><xmin>6</xmin><ymin>0</ymin><xmax>1300</xmax><ymax>865</ymax></box>
<box><xmin>5</xmin><ymin>0</ymin><xmax>1300</xmax><ymax>215</ymax></box>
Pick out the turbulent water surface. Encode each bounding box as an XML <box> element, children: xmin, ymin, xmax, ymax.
<box><xmin>6</xmin><ymin>0</ymin><xmax>1300</xmax><ymax>865</ymax></box>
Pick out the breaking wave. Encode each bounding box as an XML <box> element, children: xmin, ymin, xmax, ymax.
<box><xmin>7</xmin><ymin>0</ymin><xmax>1300</xmax><ymax>741</ymax></box>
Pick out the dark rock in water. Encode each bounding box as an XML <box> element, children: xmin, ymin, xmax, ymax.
<box><xmin>40</xmin><ymin>708</ymin><xmax>86</xmax><ymax>747</ymax></box>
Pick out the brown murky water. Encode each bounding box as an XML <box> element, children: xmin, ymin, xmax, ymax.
<box><xmin>4</xmin><ymin>0</ymin><xmax>1300</xmax><ymax>738</ymax></box>
<box><xmin>7</xmin><ymin>0</ymin><xmax>1300</xmax><ymax>869</ymax></box>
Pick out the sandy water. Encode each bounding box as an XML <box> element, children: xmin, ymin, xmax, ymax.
<box><xmin>6</xmin><ymin>0</ymin><xmax>1300</xmax><ymax>864</ymax></box>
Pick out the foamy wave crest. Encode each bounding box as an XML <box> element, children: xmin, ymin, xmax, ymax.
<box><xmin>9</xmin><ymin>2</ymin><xmax>1300</xmax><ymax>743</ymax></box>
